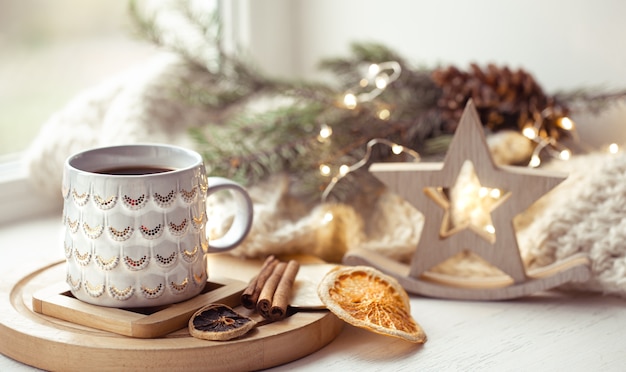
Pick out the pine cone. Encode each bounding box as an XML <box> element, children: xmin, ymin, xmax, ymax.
<box><xmin>431</xmin><ymin>63</ymin><xmax>570</xmax><ymax>137</ymax></box>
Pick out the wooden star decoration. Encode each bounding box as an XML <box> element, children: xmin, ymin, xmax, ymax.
<box><xmin>370</xmin><ymin>100</ymin><xmax>568</xmax><ymax>284</ymax></box>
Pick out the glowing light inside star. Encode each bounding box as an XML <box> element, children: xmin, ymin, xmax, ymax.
<box><xmin>490</xmin><ymin>188</ymin><xmax>501</xmax><ymax>199</ymax></box>
<box><xmin>322</xmin><ymin>211</ymin><xmax>334</xmax><ymax>224</ymax></box>
<box><xmin>446</xmin><ymin>161</ymin><xmax>505</xmax><ymax>242</ymax></box>
<box><xmin>478</xmin><ymin>187</ymin><xmax>489</xmax><ymax>198</ymax></box>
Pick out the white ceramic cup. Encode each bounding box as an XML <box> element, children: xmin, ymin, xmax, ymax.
<box><xmin>61</xmin><ymin>144</ymin><xmax>253</xmax><ymax>307</ymax></box>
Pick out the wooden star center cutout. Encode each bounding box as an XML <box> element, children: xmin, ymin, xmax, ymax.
<box><xmin>370</xmin><ymin>101</ymin><xmax>567</xmax><ymax>283</ymax></box>
<box><xmin>426</xmin><ymin>159</ymin><xmax>511</xmax><ymax>244</ymax></box>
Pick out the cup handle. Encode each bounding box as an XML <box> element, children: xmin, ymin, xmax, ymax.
<box><xmin>205</xmin><ymin>177</ymin><xmax>254</xmax><ymax>252</ymax></box>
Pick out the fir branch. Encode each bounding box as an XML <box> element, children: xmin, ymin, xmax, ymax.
<box><xmin>319</xmin><ymin>42</ymin><xmax>408</xmax><ymax>86</ymax></box>
<box><xmin>128</xmin><ymin>1</ymin><xmax>626</xmax><ymax>202</ymax></box>
<box><xmin>555</xmin><ymin>88</ymin><xmax>626</xmax><ymax>114</ymax></box>
<box><xmin>192</xmin><ymin>103</ymin><xmax>327</xmax><ymax>185</ymax></box>
<box><xmin>129</xmin><ymin>0</ymin><xmax>246</xmax><ymax>78</ymax></box>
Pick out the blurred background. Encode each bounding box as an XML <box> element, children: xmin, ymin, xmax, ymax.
<box><xmin>233</xmin><ymin>0</ymin><xmax>626</xmax><ymax>149</ymax></box>
<box><xmin>2</xmin><ymin>0</ymin><xmax>626</xmax><ymax>156</ymax></box>
<box><xmin>0</xmin><ymin>0</ymin><xmax>156</xmax><ymax>156</ymax></box>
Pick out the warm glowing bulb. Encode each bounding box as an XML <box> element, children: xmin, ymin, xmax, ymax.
<box><xmin>478</xmin><ymin>187</ymin><xmax>489</xmax><ymax>198</ymax></box>
<box><xmin>319</xmin><ymin>124</ymin><xmax>332</xmax><ymax>139</ymax></box>
<box><xmin>377</xmin><ymin>108</ymin><xmax>390</xmax><ymax>120</ymax></box>
<box><xmin>392</xmin><ymin>144</ymin><xmax>404</xmax><ymax>154</ymax></box>
<box><xmin>558</xmin><ymin>117</ymin><xmax>574</xmax><ymax>131</ymax></box>
<box><xmin>485</xmin><ymin>225</ymin><xmax>496</xmax><ymax>235</ymax></box>
<box><xmin>343</xmin><ymin>93</ymin><xmax>358</xmax><ymax>109</ymax></box>
<box><xmin>322</xmin><ymin>211</ymin><xmax>334</xmax><ymax>224</ymax></box>
<box><xmin>609</xmin><ymin>143</ymin><xmax>620</xmax><ymax>154</ymax></box>
<box><xmin>522</xmin><ymin>126</ymin><xmax>537</xmax><ymax>140</ymax></box>
<box><xmin>479</xmin><ymin>187</ymin><xmax>500</xmax><ymax>199</ymax></box>
<box><xmin>368</xmin><ymin>63</ymin><xmax>380</xmax><ymax>76</ymax></box>
<box><xmin>375</xmin><ymin>75</ymin><xmax>388</xmax><ymax>90</ymax></box>
<box><xmin>559</xmin><ymin>149</ymin><xmax>571</xmax><ymax>160</ymax></box>
<box><xmin>490</xmin><ymin>188</ymin><xmax>501</xmax><ymax>199</ymax></box>
<box><xmin>319</xmin><ymin>164</ymin><xmax>331</xmax><ymax>176</ymax></box>
<box><xmin>339</xmin><ymin>164</ymin><xmax>350</xmax><ymax>175</ymax></box>
<box><xmin>529</xmin><ymin>155</ymin><xmax>541</xmax><ymax>167</ymax></box>
<box><xmin>359</xmin><ymin>78</ymin><xmax>369</xmax><ymax>88</ymax></box>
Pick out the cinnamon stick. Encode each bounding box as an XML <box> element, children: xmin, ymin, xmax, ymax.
<box><xmin>256</xmin><ymin>262</ymin><xmax>287</xmax><ymax>319</ymax></box>
<box><xmin>269</xmin><ymin>260</ymin><xmax>300</xmax><ymax>321</ymax></box>
<box><xmin>241</xmin><ymin>255</ymin><xmax>278</xmax><ymax>309</ymax></box>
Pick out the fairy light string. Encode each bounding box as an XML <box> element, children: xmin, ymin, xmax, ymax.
<box><xmin>317</xmin><ymin>59</ymin><xmax>622</xmax><ymax>226</ymax></box>
<box><xmin>320</xmin><ymin>138</ymin><xmax>420</xmax><ymax>203</ymax></box>
<box><xmin>319</xmin><ymin>60</ymin><xmax>407</xmax><ymax>204</ymax></box>
<box><xmin>521</xmin><ymin>108</ymin><xmax>576</xmax><ymax>167</ymax></box>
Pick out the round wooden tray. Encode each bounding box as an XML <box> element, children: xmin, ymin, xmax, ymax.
<box><xmin>0</xmin><ymin>261</ymin><xmax>344</xmax><ymax>371</ymax></box>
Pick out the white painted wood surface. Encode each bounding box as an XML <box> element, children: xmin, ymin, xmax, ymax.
<box><xmin>1</xmin><ymin>215</ymin><xmax>625</xmax><ymax>371</ymax></box>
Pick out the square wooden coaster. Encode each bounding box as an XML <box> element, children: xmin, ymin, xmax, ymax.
<box><xmin>32</xmin><ymin>277</ymin><xmax>247</xmax><ymax>338</ymax></box>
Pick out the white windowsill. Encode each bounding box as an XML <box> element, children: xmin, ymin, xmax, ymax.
<box><xmin>0</xmin><ymin>155</ymin><xmax>60</xmax><ymax>226</ymax></box>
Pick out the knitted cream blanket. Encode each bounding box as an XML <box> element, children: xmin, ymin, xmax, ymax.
<box><xmin>26</xmin><ymin>53</ymin><xmax>626</xmax><ymax>297</ymax></box>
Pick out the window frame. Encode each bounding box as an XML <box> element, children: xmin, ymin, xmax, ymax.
<box><xmin>0</xmin><ymin>0</ymin><xmax>266</xmax><ymax>224</ymax></box>
<box><xmin>0</xmin><ymin>155</ymin><xmax>59</xmax><ymax>225</ymax></box>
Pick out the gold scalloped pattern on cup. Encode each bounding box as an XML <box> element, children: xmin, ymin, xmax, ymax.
<box><xmin>154</xmin><ymin>190</ymin><xmax>176</xmax><ymax>208</ymax></box>
<box><xmin>74</xmin><ymin>248</ymin><xmax>91</xmax><ymax>266</ymax></box>
<box><xmin>123</xmin><ymin>255</ymin><xmax>149</xmax><ymax>271</ymax></box>
<box><xmin>170</xmin><ymin>277</ymin><xmax>189</xmax><ymax>293</ymax></box>
<box><xmin>71</xmin><ymin>189</ymin><xmax>89</xmax><ymax>206</ymax></box>
<box><xmin>155</xmin><ymin>251</ymin><xmax>177</xmax><ymax>266</ymax></box>
<box><xmin>180</xmin><ymin>187</ymin><xmax>197</xmax><ymax>203</ymax></box>
<box><xmin>108</xmin><ymin>285</ymin><xmax>134</xmax><ymax>301</ymax></box>
<box><xmin>66</xmin><ymin>273</ymin><xmax>81</xmax><ymax>291</ymax></box>
<box><xmin>83</xmin><ymin>222</ymin><xmax>104</xmax><ymax>239</ymax></box>
<box><xmin>85</xmin><ymin>281</ymin><xmax>105</xmax><ymax>297</ymax></box>
<box><xmin>95</xmin><ymin>255</ymin><xmax>120</xmax><ymax>271</ymax></box>
<box><xmin>181</xmin><ymin>245</ymin><xmax>199</xmax><ymax>263</ymax></box>
<box><xmin>191</xmin><ymin>212</ymin><xmax>205</xmax><ymax>230</ymax></box>
<box><xmin>199</xmin><ymin>176</ymin><xmax>208</xmax><ymax>194</ymax></box>
<box><xmin>168</xmin><ymin>218</ymin><xmax>189</xmax><ymax>236</ymax></box>
<box><xmin>93</xmin><ymin>194</ymin><xmax>117</xmax><ymax>210</ymax></box>
<box><xmin>141</xmin><ymin>283</ymin><xmax>165</xmax><ymax>299</ymax></box>
<box><xmin>61</xmin><ymin>185</ymin><xmax>70</xmax><ymax>200</ymax></box>
<box><xmin>122</xmin><ymin>194</ymin><xmax>148</xmax><ymax>210</ymax></box>
<box><xmin>139</xmin><ymin>223</ymin><xmax>163</xmax><ymax>240</ymax></box>
<box><xmin>66</xmin><ymin>217</ymin><xmax>79</xmax><ymax>234</ymax></box>
<box><xmin>193</xmin><ymin>271</ymin><xmax>206</xmax><ymax>285</ymax></box>
<box><xmin>64</xmin><ymin>242</ymin><xmax>73</xmax><ymax>259</ymax></box>
<box><xmin>108</xmin><ymin>226</ymin><xmax>134</xmax><ymax>241</ymax></box>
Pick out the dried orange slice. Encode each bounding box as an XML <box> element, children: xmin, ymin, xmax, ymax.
<box><xmin>317</xmin><ymin>265</ymin><xmax>426</xmax><ymax>343</ymax></box>
<box><xmin>189</xmin><ymin>304</ymin><xmax>257</xmax><ymax>341</ymax></box>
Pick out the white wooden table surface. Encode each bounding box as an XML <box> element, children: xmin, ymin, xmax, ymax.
<box><xmin>1</xmin><ymin>214</ymin><xmax>625</xmax><ymax>371</ymax></box>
